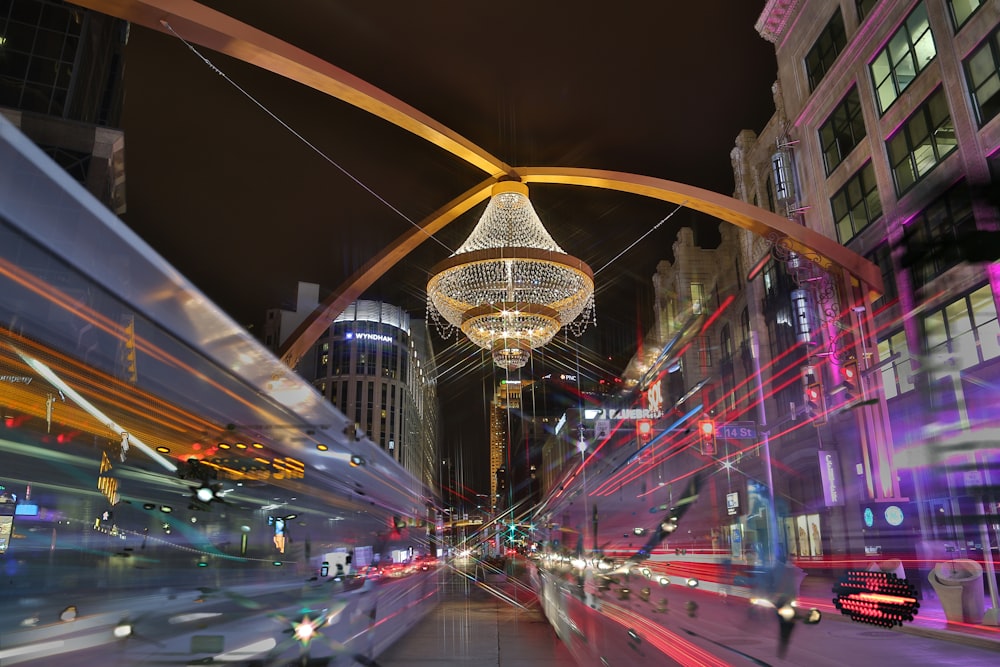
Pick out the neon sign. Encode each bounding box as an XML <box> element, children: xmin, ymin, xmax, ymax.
<box><xmin>346</xmin><ymin>332</ymin><xmax>393</xmax><ymax>343</ymax></box>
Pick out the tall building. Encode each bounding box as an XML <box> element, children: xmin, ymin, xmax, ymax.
<box><xmin>730</xmin><ymin>0</ymin><xmax>1000</xmax><ymax>564</ymax></box>
<box><xmin>0</xmin><ymin>0</ymin><xmax>128</xmax><ymax>213</ymax></box>
<box><xmin>264</xmin><ymin>283</ymin><xmax>441</xmax><ymax>492</ymax></box>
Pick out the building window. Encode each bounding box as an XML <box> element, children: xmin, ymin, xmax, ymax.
<box><xmin>923</xmin><ymin>285</ymin><xmax>1000</xmax><ymax>370</ymax></box>
<box><xmin>720</xmin><ymin>325</ymin><xmax>734</xmax><ymax>364</ymax></box>
<box><xmin>805</xmin><ymin>8</ymin><xmax>847</xmax><ymax>91</ymax></box>
<box><xmin>691</xmin><ymin>282</ymin><xmax>705</xmax><ymax>315</ymax></box>
<box><xmin>820</xmin><ymin>87</ymin><xmax>866</xmax><ymax>175</ymax></box>
<box><xmin>903</xmin><ymin>183</ymin><xmax>975</xmax><ymax>290</ymax></box>
<box><xmin>948</xmin><ymin>0</ymin><xmax>983</xmax><ymax>31</ymax></box>
<box><xmin>886</xmin><ymin>88</ymin><xmax>957</xmax><ymax>195</ymax></box>
<box><xmin>964</xmin><ymin>26</ymin><xmax>1000</xmax><ymax>126</ymax></box>
<box><xmin>870</xmin><ymin>2</ymin><xmax>936</xmax><ymax>115</ymax></box>
<box><xmin>765</xmin><ymin>173</ymin><xmax>776</xmax><ymax>213</ymax></box>
<box><xmin>0</xmin><ymin>1</ymin><xmax>83</xmax><ymax>116</ymax></box>
<box><xmin>740</xmin><ymin>307</ymin><xmax>753</xmax><ymax>378</ymax></box>
<box><xmin>856</xmin><ymin>0</ymin><xmax>879</xmax><ymax>22</ymax></box>
<box><xmin>763</xmin><ymin>260</ymin><xmax>778</xmax><ymax>298</ymax></box>
<box><xmin>698</xmin><ymin>335</ymin><xmax>712</xmax><ymax>370</ymax></box>
<box><xmin>831</xmin><ymin>161</ymin><xmax>882</xmax><ymax>243</ymax></box>
<box><xmin>877</xmin><ymin>330</ymin><xmax>913</xmax><ymax>399</ymax></box>
<box><xmin>866</xmin><ymin>243</ymin><xmax>898</xmax><ymax>311</ymax></box>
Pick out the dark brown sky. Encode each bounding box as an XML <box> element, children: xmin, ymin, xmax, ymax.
<box><xmin>117</xmin><ymin>1</ymin><xmax>778</xmax><ymax>489</ymax></box>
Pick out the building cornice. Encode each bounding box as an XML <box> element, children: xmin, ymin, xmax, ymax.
<box><xmin>756</xmin><ymin>0</ymin><xmax>801</xmax><ymax>43</ymax></box>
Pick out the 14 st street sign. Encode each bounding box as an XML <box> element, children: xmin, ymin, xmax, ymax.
<box><xmin>717</xmin><ymin>421</ymin><xmax>757</xmax><ymax>440</ymax></box>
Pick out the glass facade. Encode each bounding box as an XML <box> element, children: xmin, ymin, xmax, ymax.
<box><xmin>0</xmin><ymin>0</ymin><xmax>125</xmax><ymax>124</ymax></box>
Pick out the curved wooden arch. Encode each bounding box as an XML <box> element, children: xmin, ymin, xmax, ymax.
<box><xmin>76</xmin><ymin>1</ymin><xmax>884</xmax><ymax>368</ymax></box>
<box><xmin>515</xmin><ymin>167</ymin><xmax>884</xmax><ymax>292</ymax></box>
<box><xmin>279</xmin><ymin>170</ymin><xmax>884</xmax><ymax>367</ymax></box>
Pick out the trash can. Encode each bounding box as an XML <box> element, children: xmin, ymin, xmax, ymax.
<box><xmin>928</xmin><ymin>559</ymin><xmax>985</xmax><ymax>624</ymax></box>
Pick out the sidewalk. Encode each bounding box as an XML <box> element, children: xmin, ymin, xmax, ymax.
<box><xmin>795</xmin><ymin>569</ymin><xmax>1000</xmax><ymax>651</ymax></box>
<box><xmin>377</xmin><ymin>568</ymin><xmax>576</xmax><ymax>667</ymax></box>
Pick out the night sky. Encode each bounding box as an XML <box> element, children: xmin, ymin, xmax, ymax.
<box><xmin>116</xmin><ymin>1</ymin><xmax>778</xmax><ymax>492</ymax></box>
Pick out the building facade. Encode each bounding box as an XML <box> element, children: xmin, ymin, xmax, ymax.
<box><xmin>0</xmin><ymin>0</ymin><xmax>128</xmax><ymax>213</ymax></box>
<box><xmin>734</xmin><ymin>0</ymin><xmax>1000</xmax><ymax>567</ymax></box>
<box><xmin>545</xmin><ymin>0</ymin><xmax>1000</xmax><ymax>572</ymax></box>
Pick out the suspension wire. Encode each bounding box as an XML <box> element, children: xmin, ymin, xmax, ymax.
<box><xmin>160</xmin><ymin>20</ymin><xmax>454</xmax><ymax>254</ymax></box>
<box><xmin>594</xmin><ymin>201</ymin><xmax>687</xmax><ymax>275</ymax></box>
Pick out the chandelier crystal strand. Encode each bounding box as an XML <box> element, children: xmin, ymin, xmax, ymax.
<box><xmin>426</xmin><ymin>182</ymin><xmax>595</xmax><ymax>370</ymax></box>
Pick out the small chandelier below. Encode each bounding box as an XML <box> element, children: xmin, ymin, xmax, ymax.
<box><xmin>426</xmin><ymin>181</ymin><xmax>595</xmax><ymax>370</ymax></box>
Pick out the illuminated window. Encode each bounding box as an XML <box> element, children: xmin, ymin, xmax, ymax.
<box><xmin>922</xmin><ymin>285</ymin><xmax>1000</xmax><ymax>371</ymax></box>
<box><xmin>870</xmin><ymin>2</ymin><xmax>936</xmax><ymax>114</ymax></box>
<box><xmin>820</xmin><ymin>87</ymin><xmax>866</xmax><ymax>175</ymax></box>
<box><xmin>964</xmin><ymin>25</ymin><xmax>1000</xmax><ymax>126</ymax></box>
<box><xmin>805</xmin><ymin>9</ymin><xmax>847</xmax><ymax>91</ymax></box>
<box><xmin>886</xmin><ymin>88</ymin><xmax>957</xmax><ymax>195</ymax></box>
<box><xmin>691</xmin><ymin>282</ymin><xmax>705</xmax><ymax>315</ymax></box>
<box><xmin>878</xmin><ymin>330</ymin><xmax>913</xmax><ymax>399</ymax></box>
<box><xmin>948</xmin><ymin>0</ymin><xmax>983</xmax><ymax>30</ymax></box>
<box><xmin>831</xmin><ymin>161</ymin><xmax>882</xmax><ymax>244</ymax></box>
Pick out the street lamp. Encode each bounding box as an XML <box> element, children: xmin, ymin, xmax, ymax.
<box><xmin>750</xmin><ymin>332</ymin><xmax>780</xmax><ymax>565</ymax></box>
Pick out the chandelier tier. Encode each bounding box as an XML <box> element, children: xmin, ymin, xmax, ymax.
<box><xmin>426</xmin><ymin>181</ymin><xmax>595</xmax><ymax>370</ymax></box>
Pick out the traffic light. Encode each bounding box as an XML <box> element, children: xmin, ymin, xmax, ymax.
<box><xmin>636</xmin><ymin>419</ymin><xmax>653</xmax><ymax>443</ymax></box>
<box><xmin>805</xmin><ymin>382</ymin><xmax>827</xmax><ymax>424</ymax></box>
<box><xmin>697</xmin><ymin>419</ymin><xmax>716</xmax><ymax>455</ymax></box>
<box><xmin>840</xmin><ymin>361</ymin><xmax>859</xmax><ymax>399</ymax></box>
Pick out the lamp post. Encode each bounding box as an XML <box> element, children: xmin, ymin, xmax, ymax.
<box><xmin>750</xmin><ymin>331</ymin><xmax>780</xmax><ymax>565</ymax></box>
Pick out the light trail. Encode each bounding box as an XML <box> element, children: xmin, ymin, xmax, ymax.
<box><xmin>603</xmin><ymin>601</ymin><xmax>730</xmax><ymax>666</ymax></box>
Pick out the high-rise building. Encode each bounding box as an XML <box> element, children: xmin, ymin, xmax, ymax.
<box><xmin>0</xmin><ymin>0</ymin><xmax>128</xmax><ymax>212</ymax></box>
<box><xmin>264</xmin><ymin>283</ymin><xmax>441</xmax><ymax>491</ymax></box>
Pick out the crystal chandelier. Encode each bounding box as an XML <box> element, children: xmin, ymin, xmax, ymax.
<box><xmin>426</xmin><ymin>181</ymin><xmax>595</xmax><ymax>370</ymax></box>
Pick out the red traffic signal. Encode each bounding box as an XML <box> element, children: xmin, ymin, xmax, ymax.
<box><xmin>840</xmin><ymin>362</ymin><xmax>859</xmax><ymax>398</ymax></box>
<box><xmin>636</xmin><ymin>419</ymin><xmax>653</xmax><ymax>442</ymax></box>
<box><xmin>697</xmin><ymin>419</ymin><xmax>716</xmax><ymax>455</ymax></box>
<box><xmin>805</xmin><ymin>382</ymin><xmax>827</xmax><ymax>424</ymax></box>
